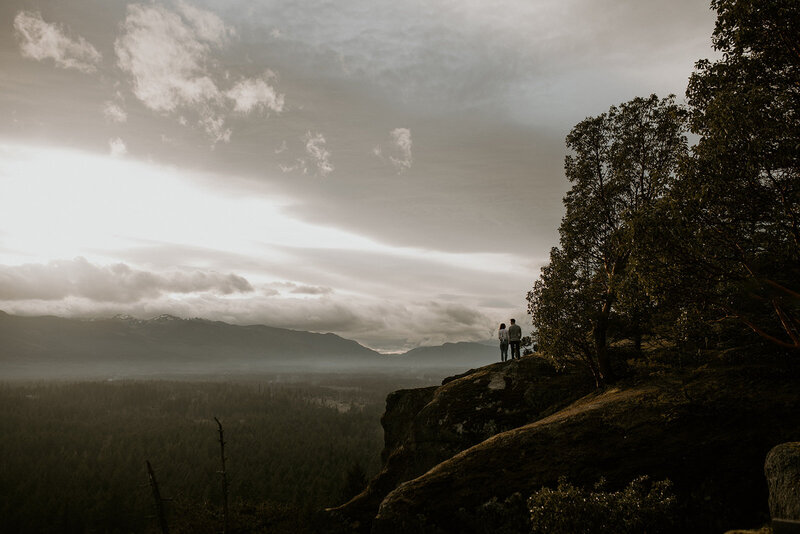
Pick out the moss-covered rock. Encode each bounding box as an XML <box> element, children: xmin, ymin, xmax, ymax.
<box><xmin>371</xmin><ymin>364</ymin><xmax>800</xmax><ymax>533</ymax></box>
<box><xmin>326</xmin><ymin>356</ymin><xmax>594</xmax><ymax>531</ymax></box>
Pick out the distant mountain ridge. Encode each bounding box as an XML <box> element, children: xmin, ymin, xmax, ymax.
<box><xmin>388</xmin><ymin>341</ymin><xmax>498</xmax><ymax>368</ymax></box>
<box><xmin>0</xmin><ymin>311</ymin><xmax>498</xmax><ymax>377</ymax></box>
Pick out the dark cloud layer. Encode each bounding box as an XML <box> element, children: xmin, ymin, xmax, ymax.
<box><xmin>0</xmin><ymin>257</ymin><xmax>252</xmax><ymax>303</ymax></box>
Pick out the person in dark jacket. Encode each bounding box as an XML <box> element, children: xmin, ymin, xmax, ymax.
<box><xmin>507</xmin><ymin>318</ymin><xmax>522</xmax><ymax>360</ymax></box>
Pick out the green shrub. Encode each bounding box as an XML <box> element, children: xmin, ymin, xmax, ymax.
<box><xmin>528</xmin><ymin>476</ymin><xmax>675</xmax><ymax>534</ymax></box>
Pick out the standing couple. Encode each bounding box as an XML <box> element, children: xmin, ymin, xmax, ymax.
<box><xmin>498</xmin><ymin>319</ymin><xmax>522</xmax><ymax>362</ymax></box>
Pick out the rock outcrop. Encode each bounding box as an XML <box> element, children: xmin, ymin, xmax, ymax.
<box><xmin>766</xmin><ymin>442</ymin><xmax>800</xmax><ymax>521</ymax></box>
<box><xmin>329</xmin><ymin>358</ymin><xmax>800</xmax><ymax>533</ymax></box>
<box><xmin>327</xmin><ymin>357</ymin><xmax>594</xmax><ymax>531</ymax></box>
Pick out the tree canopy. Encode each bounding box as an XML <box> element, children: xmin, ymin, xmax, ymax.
<box><xmin>681</xmin><ymin>0</ymin><xmax>800</xmax><ymax>349</ymax></box>
<box><xmin>529</xmin><ymin>95</ymin><xmax>688</xmax><ymax>384</ymax></box>
<box><xmin>528</xmin><ymin>0</ymin><xmax>800</xmax><ymax>383</ymax></box>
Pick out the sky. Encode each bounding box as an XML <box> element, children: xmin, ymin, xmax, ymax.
<box><xmin>0</xmin><ymin>0</ymin><xmax>717</xmax><ymax>352</ymax></box>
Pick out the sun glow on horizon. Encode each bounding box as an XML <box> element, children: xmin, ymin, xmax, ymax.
<box><xmin>0</xmin><ymin>143</ymin><xmax>383</xmax><ymax>265</ymax></box>
<box><xmin>0</xmin><ymin>142</ymin><xmax>536</xmax><ymax>279</ymax></box>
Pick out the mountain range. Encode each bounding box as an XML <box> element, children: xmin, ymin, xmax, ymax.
<box><xmin>0</xmin><ymin>311</ymin><xmax>498</xmax><ymax>378</ymax></box>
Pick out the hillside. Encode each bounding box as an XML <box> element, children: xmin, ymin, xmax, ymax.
<box><xmin>327</xmin><ymin>355</ymin><xmax>800</xmax><ymax>533</ymax></box>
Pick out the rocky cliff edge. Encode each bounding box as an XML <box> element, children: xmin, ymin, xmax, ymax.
<box><xmin>328</xmin><ymin>356</ymin><xmax>800</xmax><ymax>533</ymax></box>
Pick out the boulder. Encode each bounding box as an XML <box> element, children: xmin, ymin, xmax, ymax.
<box><xmin>766</xmin><ymin>442</ymin><xmax>800</xmax><ymax>521</ymax></box>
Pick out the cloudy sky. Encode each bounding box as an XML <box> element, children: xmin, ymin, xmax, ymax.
<box><xmin>0</xmin><ymin>0</ymin><xmax>716</xmax><ymax>352</ymax></box>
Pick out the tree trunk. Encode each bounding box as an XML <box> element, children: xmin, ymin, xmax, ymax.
<box><xmin>214</xmin><ymin>417</ymin><xmax>229</xmax><ymax>534</ymax></box>
<box><xmin>146</xmin><ymin>461</ymin><xmax>169</xmax><ymax>534</ymax></box>
<box><xmin>633</xmin><ymin>322</ymin><xmax>643</xmax><ymax>357</ymax></box>
<box><xmin>585</xmin><ymin>352</ymin><xmax>602</xmax><ymax>388</ymax></box>
<box><xmin>594</xmin><ymin>298</ymin><xmax>615</xmax><ymax>384</ymax></box>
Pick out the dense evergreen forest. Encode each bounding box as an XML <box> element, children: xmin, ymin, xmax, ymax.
<box><xmin>0</xmin><ymin>375</ymin><xmax>433</xmax><ymax>533</ymax></box>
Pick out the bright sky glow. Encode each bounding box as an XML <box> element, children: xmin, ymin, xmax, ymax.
<box><xmin>0</xmin><ymin>143</ymin><xmax>525</xmax><ymax>273</ymax></box>
<box><xmin>0</xmin><ymin>143</ymin><xmax>397</xmax><ymax>258</ymax></box>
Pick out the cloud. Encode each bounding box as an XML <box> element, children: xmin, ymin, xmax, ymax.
<box><xmin>348</xmin><ymin>300</ymin><xmax>494</xmax><ymax>351</ymax></box>
<box><xmin>303</xmin><ymin>131</ymin><xmax>333</xmax><ymax>176</ymax></box>
<box><xmin>389</xmin><ymin>127</ymin><xmax>412</xmax><ymax>173</ymax></box>
<box><xmin>0</xmin><ymin>258</ymin><xmax>253</xmax><ymax>303</ymax></box>
<box><xmin>274</xmin><ymin>282</ymin><xmax>333</xmax><ymax>295</ymax></box>
<box><xmin>115</xmin><ymin>3</ymin><xmax>224</xmax><ymax>113</ymax></box>
<box><xmin>0</xmin><ymin>289</ymin><xmax>497</xmax><ymax>352</ymax></box>
<box><xmin>176</xmin><ymin>0</ymin><xmax>232</xmax><ymax>43</ymax></box>
<box><xmin>372</xmin><ymin>128</ymin><xmax>413</xmax><ymax>173</ymax></box>
<box><xmin>276</xmin><ymin>133</ymin><xmax>335</xmax><ymax>175</ymax></box>
<box><xmin>291</xmin><ymin>286</ymin><xmax>332</xmax><ymax>295</ymax></box>
<box><xmin>103</xmin><ymin>101</ymin><xmax>128</xmax><ymax>123</ymax></box>
<box><xmin>279</xmin><ymin>160</ymin><xmax>305</xmax><ymax>174</ymax></box>
<box><xmin>226</xmin><ymin>73</ymin><xmax>285</xmax><ymax>113</ymax></box>
<box><xmin>199</xmin><ymin>115</ymin><xmax>232</xmax><ymax>144</ymax></box>
<box><xmin>225</xmin><ymin>0</ymin><xmax>714</xmax><ymax>127</ymax></box>
<box><xmin>109</xmin><ymin>137</ymin><xmax>127</xmax><ymax>157</ymax></box>
<box><xmin>114</xmin><ymin>3</ymin><xmax>283</xmax><ymax>143</ymax></box>
<box><xmin>0</xmin><ymin>245</ymin><xmax>519</xmax><ymax>350</ymax></box>
<box><xmin>13</xmin><ymin>11</ymin><xmax>102</xmax><ymax>73</ymax></box>
<box><xmin>242</xmin><ymin>298</ymin><xmax>495</xmax><ymax>352</ymax></box>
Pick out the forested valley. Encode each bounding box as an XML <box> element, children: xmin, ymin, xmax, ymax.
<box><xmin>0</xmin><ymin>375</ymin><xmax>434</xmax><ymax>533</ymax></box>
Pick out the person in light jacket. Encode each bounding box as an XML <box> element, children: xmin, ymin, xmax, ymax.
<box><xmin>498</xmin><ymin>323</ymin><xmax>509</xmax><ymax>362</ymax></box>
<box><xmin>508</xmin><ymin>318</ymin><xmax>522</xmax><ymax>360</ymax></box>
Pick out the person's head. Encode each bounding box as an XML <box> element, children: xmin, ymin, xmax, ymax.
<box><xmin>499</xmin><ymin>323</ymin><xmax>506</xmax><ymax>330</ymax></box>
<box><xmin>510</xmin><ymin>318</ymin><xmax>516</xmax><ymax>324</ymax></box>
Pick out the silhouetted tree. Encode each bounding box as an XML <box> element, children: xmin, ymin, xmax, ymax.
<box><xmin>529</xmin><ymin>247</ymin><xmax>601</xmax><ymax>383</ymax></box>
<box><xmin>529</xmin><ymin>95</ymin><xmax>688</xmax><ymax>384</ymax></box>
<box><xmin>661</xmin><ymin>0</ymin><xmax>800</xmax><ymax>350</ymax></box>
